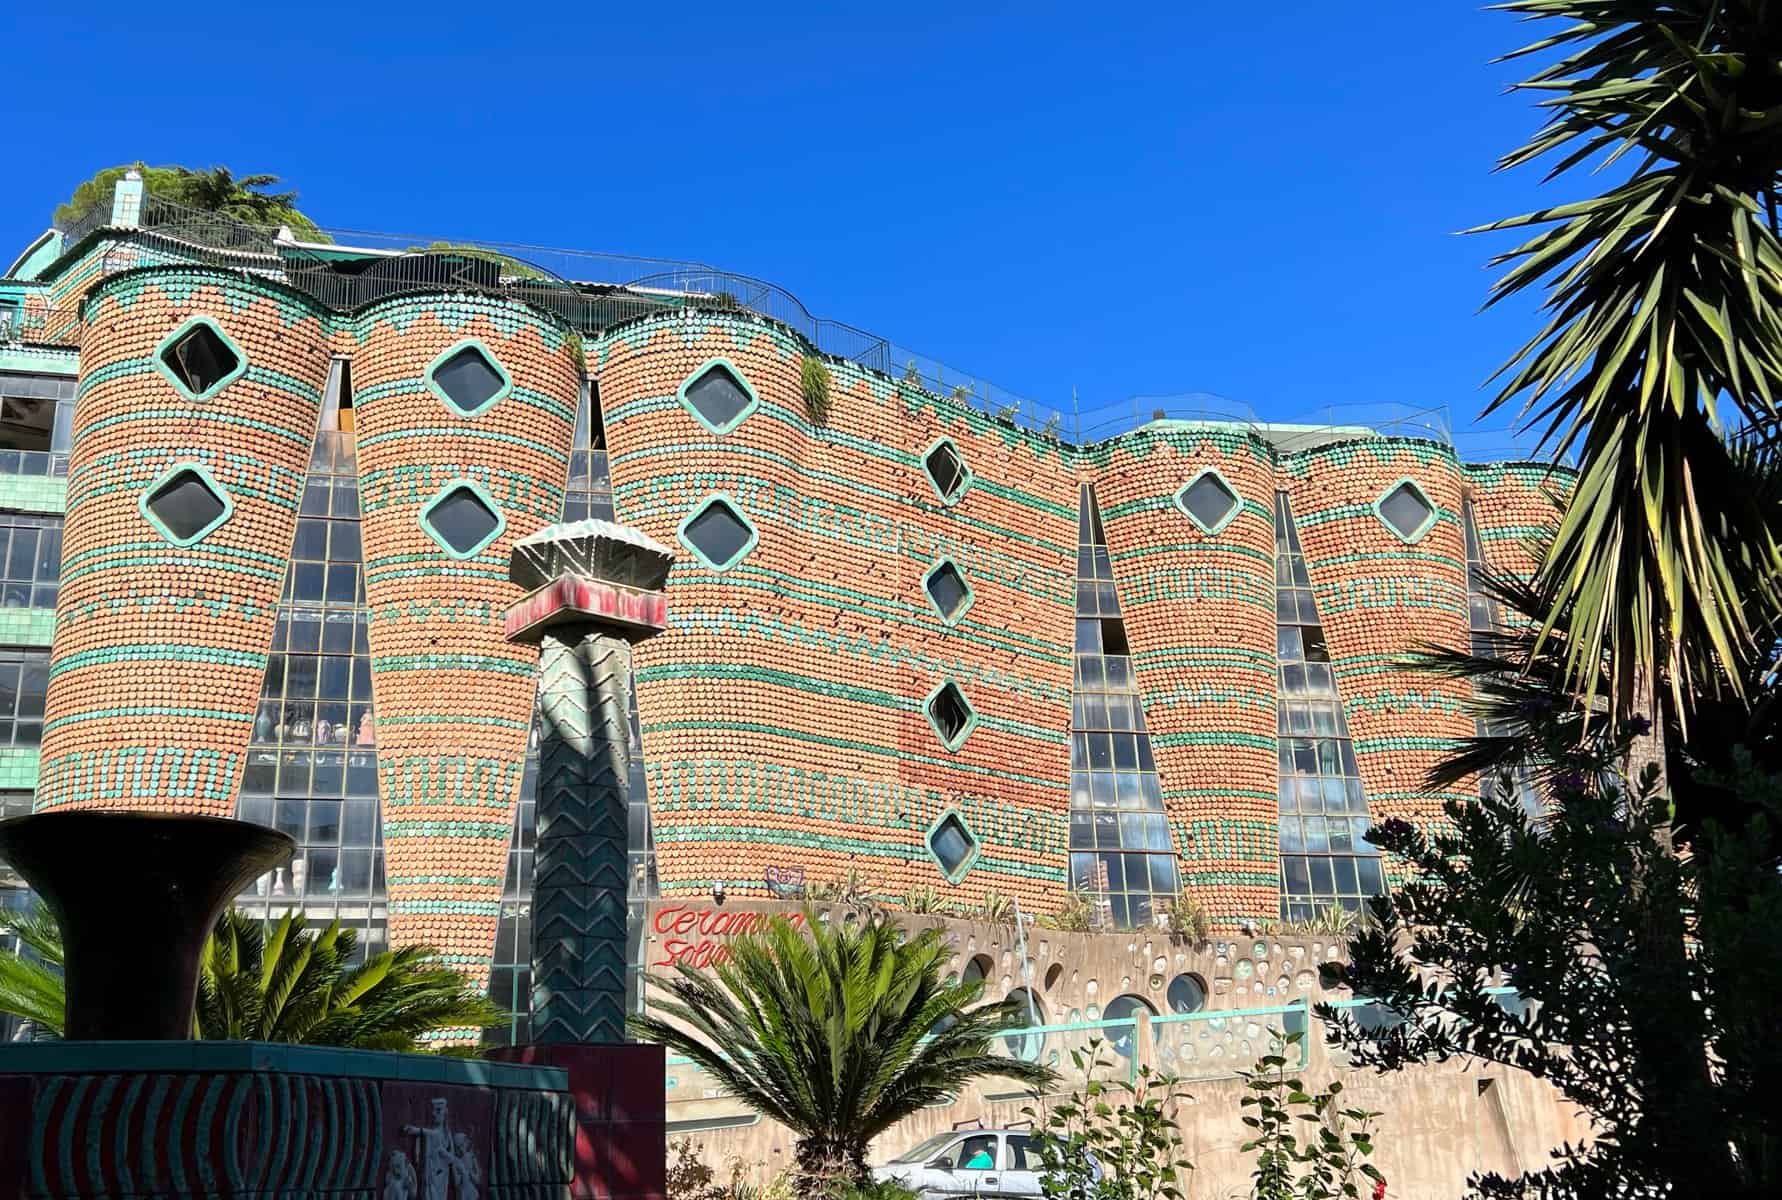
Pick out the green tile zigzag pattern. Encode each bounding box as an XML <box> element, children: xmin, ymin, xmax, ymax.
<box><xmin>529</xmin><ymin>629</ymin><xmax>634</xmax><ymax>1043</ymax></box>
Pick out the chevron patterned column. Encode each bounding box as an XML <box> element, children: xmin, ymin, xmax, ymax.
<box><xmin>505</xmin><ymin>520</ymin><xmax>674</xmax><ymax>1045</ymax></box>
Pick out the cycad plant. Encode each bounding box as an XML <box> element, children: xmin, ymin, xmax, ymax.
<box><xmin>0</xmin><ymin>907</ymin><xmax>501</xmax><ymax>1048</ymax></box>
<box><xmin>630</xmin><ymin>909</ymin><xmax>1054</xmax><ymax>1190</ymax></box>
<box><xmin>196</xmin><ymin>909</ymin><xmax>503</xmax><ymax>1048</ymax></box>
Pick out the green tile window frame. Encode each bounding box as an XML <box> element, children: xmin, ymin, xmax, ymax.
<box><xmin>921</xmin><ymin>555</ymin><xmax>976</xmax><ymax>626</ymax></box>
<box><xmin>418</xmin><ymin>478</ymin><xmax>507</xmax><ymax>560</ymax></box>
<box><xmin>138</xmin><ymin>460</ymin><xmax>235</xmax><ymax>547</ymax></box>
<box><xmin>1372</xmin><ymin>476</ymin><xmax>1439</xmax><ymax>545</ymax></box>
<box><xmin>426</xmin><ymin>338</ymin><xmax>514</xmax><ymax>418</ymax></box>
<box><xmin>676</xmin><ymin>357</ymin><xmax>760</xmax><ymax>436</ymax></box>
<box><xmin>925</xmin><ymin>808</ymin><xmax>982</xmax><ymax>884</ymax></box>
<box><xmin>1173</xmin><ymin>466</ymin><xmax>1243</xmax><ymax>535</ymax></box>
<box><xmin>921</xmin><ymin>436</ymin><xmax>973</xmax><ymax>507</ymax></box>
<box><xmin>153</xmin><ymin>316</ymin><xmax>247</xmax><ymax>403</ymax></box>
<box><xmin>923</xmin><ymin>677</ymin><xmax>979</xmax><ymax>753</ymax></box>
<box><xmin>676</xmin><ymin>492</ymin><xmax>759</xmax><ymax>573</ymax></box>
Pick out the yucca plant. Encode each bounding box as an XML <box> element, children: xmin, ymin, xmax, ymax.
<box><xmin>972</xmin><ymin>890</ymin><xmax>1016</xmax><ymax>924</ymax></box>
<box><xmin>0</xmin><ymin>907</ymin><xmax>501</xmax><ymax>1048</ymax></box>
<box><xmin>899</xmin><ymin>885</ymin><xmax>957</xmax><ymax>916</ymax></box>
<box><xmin>1476</xmin><ymin>3</ymin><xmax>1782</xmax><ymax>724</ymax></box>
<box><xmin>1036</xmin><ymin>891</ymin><xmax>1094</xmax><ymax>932</ymax></box>
<box><xmin>631</xmin><ymin>909</ymin><xmax>1053</xmax><ymax>1189</ymax></box>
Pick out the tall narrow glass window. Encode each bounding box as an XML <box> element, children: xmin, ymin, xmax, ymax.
<box><xmin>235</xmin><ymin>361</ymin><xmax>386</xmax><ymax>958</ymax></box>
<box><xmin>1274</xmin><ymin>492</ymin><xmax>1384</xmax><ymax>920</ymax></box>
<box><xmin>561</xmin><ymin>381</ymin><xmax>615</xmax><ymax>523</ymax></box>
<box><xmin>1068</xmin><ymin>483</ymin><xmax>1177</xmax><ymax>929</ymax></box>
<box><xmin>1462</xmin><ymin>499</ymin><xmax>1541</xmax><ymax>819</ymax></box>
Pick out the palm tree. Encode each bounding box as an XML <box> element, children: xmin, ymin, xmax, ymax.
<box><xmin>53</xmin><ymin>163</ymin><xmax>326</xmax><ymax>240</ymax></box>
<box><xmin>1420</xmin><ymin>441</ymin><xmax>1782</xmax><ymax>854</ymax></box>
<box><xmin>1477</xmin><ymin>4</ymin><xmax>1782</xmax><ymax>725</ymax></box>
<box><xmin>630</xmin><ymin>910</ymin><xmax>1055</xmax><ymax>1190</ymax></box>
<box><xmin>0</xmin><ymin>907</ymin><xmax>502</xmax><ymax>1048</ymax></box>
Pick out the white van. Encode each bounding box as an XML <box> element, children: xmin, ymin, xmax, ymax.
<box><xmin>871</xmin><ymin>1128</ymin><xmax>1101</xmax><ymax>1199</ymax></box>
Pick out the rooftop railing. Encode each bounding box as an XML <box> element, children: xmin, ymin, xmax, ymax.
<box><xmin>24</xmin><ymin>199</ymin><xmax>1563</xmax><ymax>460</ymax></box>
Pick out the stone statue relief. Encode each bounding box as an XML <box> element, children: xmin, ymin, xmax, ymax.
<box><xmin>387</xmin><ymin>1097</ymin><xmax>479</xmax><ymax>1200</ymax></box>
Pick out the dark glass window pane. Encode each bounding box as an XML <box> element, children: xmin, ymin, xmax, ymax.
<box><xmin>682</xmin><ymin>500</ymin><xmax>752</xmax><ymax>567</ymax></box>
<box><xmin>292</xmin><ymin>520</ymin><xmax>327</xmax><ymax>561</ymax></box>
<box><xmin>1180</xmin><ymin>472</ymin><xmax>1239</xmax><ymax>529</ymax></box>
<box><xmin>926</xmin><ymin>562</ymin><xmax>970</xmax><ymax>620</ymax></box>
<box><xmin>682</xmin><ymin>363</ymin><xmax>752</xmax><ymax>430</ymax></box>
<box><xmin>929</xmin><ymin>684</ymin><xmax>973</xmax><ymax>744</ymax></box>
<box><xmin>426</xmin><ymin>487</ymin><xmax>500</xmax><ymax>555</ymax></box>
<box><xmin>432</xmin><ymin>345</ymin><xmax>505</xmax><ymax>413</ymax></box>
<box><xmin>925</xmin><ymin>441</ymin><xmax>967</xmax><ymax>500</ymax></box>
<box><xmin>162</xmin><ymin>322</ymin><xmax>239</xmax><ymax>395</ymax></box>
<box><xmin>1379</xmin><ymin>482</ymin><xmax>1434</xmax><ymax>539</ymax></box>
<box><xmin>146</xmin><ymin>470</ymin><xmax>226</xmax><ymax>541</ymax></box>
<box><xmin>928</xmin><ymin>813</ymin><xmax>977</xmax><ymax>875</ymax></box>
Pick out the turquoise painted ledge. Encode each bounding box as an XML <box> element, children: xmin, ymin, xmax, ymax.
<box><xmin>0</xmin><ymin>473</ymin><xmax>66</xmax><ymax>515</ymax></box>
<box><xmin>0</xmin><ymin>607</ymin><xmax>55</xmax><ymax>645</ymax></box>
<box><xmin>0</xmin><ymin>746</ymin><xmax>39</xmax><ymax>791</ymax></box>
<box><xmin>0</xmin><ymin>1039</ymin><xmax>569</xmax><ymax>1089</ymax></box>
<box><xmin>0</xmin><ymin>346</ymin><xmax>76</xmax><ymax>375</ymax></box>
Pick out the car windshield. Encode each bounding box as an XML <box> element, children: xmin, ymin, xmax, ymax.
<box><xmin>889</xmin><ymin>1133</ymin><xmax>958</xmax><ymax>1164</ymax></box>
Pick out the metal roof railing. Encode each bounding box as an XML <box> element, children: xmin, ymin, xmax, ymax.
<box><xmin>23</xmin><ymin>198</ymin><xmax>1564</xmax><ymax>460</ymax></box>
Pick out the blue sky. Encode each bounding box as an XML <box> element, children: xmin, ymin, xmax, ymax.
<box><xmin>1</xmin><ymin>3</ymin><xmax>1564</xmax><ymax>451</ymax></box>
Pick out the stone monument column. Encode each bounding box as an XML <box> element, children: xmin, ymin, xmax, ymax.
<box><xmin>503</xmin><ymin>519</ymin><xmax>672</xmax><ymax>1043</ymax></box>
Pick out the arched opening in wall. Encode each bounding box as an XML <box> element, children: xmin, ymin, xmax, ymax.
<box><xmin>1044</xmin><ymin>962</ymin><xmax>1064</xmax><ymax>991</ymax></box>
<box><xmin>962</xmin><ymin>953</ymin><xmax>993</xmax><ymax>989</ymax></box>
<box><xmin>1003</xmin><ymin>987</ymin><xmax>1046</xmax><ymax>1062</ymax></box>
<box><xmin>1166</xmin><ymin>973</ymin><xmax>1207</xmax><ymax>1014</ymax></box>
<box><xmin>1101</xmin><ymin>993</ymin><xmax>1156</xmax><ymax>1058</ymax></box>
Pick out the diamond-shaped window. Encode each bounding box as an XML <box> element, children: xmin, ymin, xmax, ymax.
<box><xmin>428</xmin><ymin>341</ymin><xmax>512</xmax><ymax>416</ymax></box>
<box><xmin>140</xmin><ymin>462</ymin><xmax>232</xmax><ymax>546</ymax></box>
<box><xmin>678</xmin><ymin>494</ymin><xmax>758</xmax><ymax>572</ymax></box>
<box><xmin>926</xmin><ymin>810</ymin><xmax>981</xmax><ymax>882</ymax></box>
<box><xmin>1375</xmin><ymin>479</ymin><xmax>1437</xmax><ymax>543</ymax></box>
<box><xmin>677</xmin><ymin>358</ymin><xmax>759</xmax><ymax>436</ymax></box>
<box><xmin>923</xmin><ymin>557</ymin><xmax>974</xmax><ymax>625</ymax></box>
<box><xmin>155</xmin><ymin>317</ymin><xmax>245</xmax><ymax>402</ymax></box>
<box><xmin>925</xmin><ymin>679</ymin><xmax>978</xmax><ymax>752</ymax></box>
<box><xmin>922</xmin><ymin>438</ymin><xmax>971</xmax><ymax>506</ymax></box>
<box><xmin>1176</xmin><ymin>469</ymin><xmax>1241</xmax><ymax>534</ymax></box>
<box><xmin>420</xmin><ymin>480</ymin><xmax>505</xmax><ymax>559</ymax></box>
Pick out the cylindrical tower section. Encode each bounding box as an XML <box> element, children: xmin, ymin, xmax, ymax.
<box><xmin>1463</xmin><ymin>461</ymin><xmax>1573</xmax><ymax>583</ymax></box>
<box><xmin>350</xmin><ymin>293</ymin><xmax>578</xmax><ymax>973</ymax></box>
<box><xmin>597</xmin><ymin>310</ymin><xmax>1076</xmax><ymax>913</ymax></box>
<box><xmin>36</xmin><ymin>268</ymin><xmax>333</xmax><ymax>813</ymax></box>
<box><xmin>1089</xmin><ymin>426</ymin><xmax>1281</xmax><ymax>926</ymax></box>
<box><xmin>1281</xmin><ymin>441</ymin><xmax>1475</xmax><ymax>839</ymax></box>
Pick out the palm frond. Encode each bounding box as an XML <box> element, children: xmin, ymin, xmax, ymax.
<box><xmin>0</xmin><ymin>905</ymin><xmax>66</xmax><ymax>1035</ymax></box>
<box><xmin>1477</xmin><ymin>2</ymin><xmax>1782</xmax><ymax>722</ymax></box>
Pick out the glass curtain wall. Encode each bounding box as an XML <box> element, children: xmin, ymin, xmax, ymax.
<box><xmin>1067</xmin><ymin>483</ymin><xmax>1177</xmax><ymax>928</ymax></box>
<box><xmin>235</xmin><ymin>361</ymin><xmax>386</xmax><ymax>954</ymax></box>
<box><xmin>1273</xmin><ymin>492</ymin><xmax>1384</xmax><ymax>919</ymax></box>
